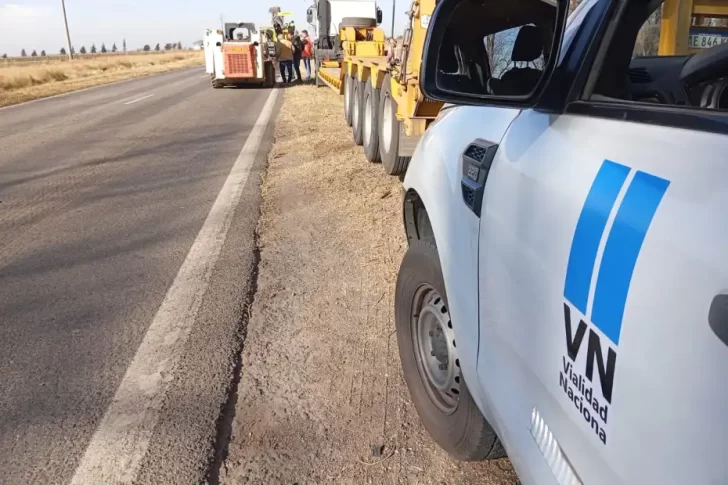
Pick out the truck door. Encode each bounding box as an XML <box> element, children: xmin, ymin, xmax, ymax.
<box><xmin>474</xmin><ymin>2</ymin><xmax>728</xmax><ymax>484</ymax></box>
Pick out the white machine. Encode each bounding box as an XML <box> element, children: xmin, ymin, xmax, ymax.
<box><xmin>204</xmin><ymin>22</ymin><xmax>274</xmax><ymax>89</ymax></box>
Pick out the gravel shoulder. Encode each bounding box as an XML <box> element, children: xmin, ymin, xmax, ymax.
<box><xmin>221</xmin><ymin>84</ymin><xmax>520</xmax><ymax>485</ymax></box>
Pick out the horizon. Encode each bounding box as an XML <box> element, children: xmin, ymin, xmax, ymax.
<box><xmin>0</xmin><ymin>1</ymin><xmax>409</xmax><ymax>58</ymax></box>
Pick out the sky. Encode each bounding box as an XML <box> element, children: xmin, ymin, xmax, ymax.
<box><xmin>0</xmin><ymin>0</ymin><xmax>410</xmax><ymax>57</ymax></box>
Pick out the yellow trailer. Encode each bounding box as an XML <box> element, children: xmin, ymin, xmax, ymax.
<box><xmin>317</xmin><ymin>0</ymin><xmax>441</xmax><ymax>176</ymax></box>
<box><xmin>659</xmin><ymin>0</ymin><xmax>728</xmax><ymax>54</ymax></box>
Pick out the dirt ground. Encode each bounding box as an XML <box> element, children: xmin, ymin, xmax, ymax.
<box><xmin>220</xmin><ymin>84</ymin><xmax>520</xmax><ymax>485</ymax></box>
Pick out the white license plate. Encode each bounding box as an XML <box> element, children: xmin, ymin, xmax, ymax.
<box><xmin>689</xmin><ymin>33</ymin><xmax>728</xmax><ymax>49</ymax></box>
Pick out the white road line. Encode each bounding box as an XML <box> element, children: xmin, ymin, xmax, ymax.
<box><xmin>123</xmin><ymin>94</ymin><xmax>155</xmax><ymax>105</ymax></box>
<box><xmin>70</xmin><ymin>88</ymin><xmax>279</xmax><ymax>485</ymax></box>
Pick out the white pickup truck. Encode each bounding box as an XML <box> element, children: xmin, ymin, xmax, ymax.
<box><xmin>395</xmin><ymin>0</ymin><xmax>728</xmax><ymax>483</ymax></box>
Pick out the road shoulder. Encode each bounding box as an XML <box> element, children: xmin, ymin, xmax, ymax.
<box><xmin>131</xmin><ymin>89</ymin><xmax>282</xmax><ymax>485</ymax></box>
<box><xmin>220</xmin><ymin>85</ymin><xmax>519</xmax><ymax>484</ymax></box>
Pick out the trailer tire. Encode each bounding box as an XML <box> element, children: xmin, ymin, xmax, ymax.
<box><xmin>340</xmin><ymin>17</ymin><xmax>377</xmax><ymax>28</ymax></box>
<box><xmin>378</xmin><ymin>74</ymin><xmax>410</xmax><ymax>175</ymax></box>
<box><xmin>352</xmin><ymin>78</ymin><xmax>366</xmax><ymax>146</ymax></box>
<box><xmin>363</xmin><ymin>82</ymin><xmax>381</xmax><ymax>163</ymax></box>
<box><xmin>344</xmin><ymin>75</ymin><xmax>354</xmax><ymax>127</ymax></box>
<box><xmin>395</xmin><ymin>240</ymin><xmax>506</xmax><ymax>461</ymax></box>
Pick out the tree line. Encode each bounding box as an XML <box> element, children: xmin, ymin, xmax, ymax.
<box><xmin>2</xmin><ymin>39</ymin><xmax>186</xmax><ymax>58</ymax></box>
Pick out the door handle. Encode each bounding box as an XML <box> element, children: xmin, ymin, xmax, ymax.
<box><xmin>709</xmin><ymin>293</ymin><xmax>728</xmax><ymax>348</ymax></box>
<box><xmin>460</xmin><ymin>140</ymin><xmax>498</xmax><ymax>217</ymax></box>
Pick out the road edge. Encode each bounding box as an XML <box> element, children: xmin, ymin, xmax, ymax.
<box><xmin>69</xmin><ymin>87</ymin><xmax>280</xmax><ymax>485</ymax></box>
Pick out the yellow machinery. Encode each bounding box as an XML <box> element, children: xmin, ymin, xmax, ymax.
<box><xmin>317</xmin><ymin>0</ymin><xmax>441</xmax><ymax>175</ymax></box>
<box><xmin>659</xmin><ymin>0</ymin><xmax>728</xmax><ymax>54</ymax></box>
<box><xmin>316</xmin><ymin>0</ymin><xmax>728</xmax><ymax>175</ymax></box>
<box><xmin>263</xmin><ymin>7</ymin><xmax>296</xmax><ymax>42</ymax></box>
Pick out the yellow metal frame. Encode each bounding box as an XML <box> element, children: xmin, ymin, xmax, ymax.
<box><xmin>659</xmin><ymin>0</ymin><xmax>728</xmax><ymax>55</ymax></box>
<box><xmin>341</xmin><ymin>26</ymin><xmax>386</xmax><ymax>57</ymax></box>
<box><xmin>319</xmin><ymin>0</ymin><xmax>442</xmax><ymax>138</ymax></box>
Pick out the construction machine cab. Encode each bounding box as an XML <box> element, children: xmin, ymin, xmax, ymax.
<box><xmin>224</xmin><ymin>22</ymin><xmax>257</xmax><ymax>42</ymax></box>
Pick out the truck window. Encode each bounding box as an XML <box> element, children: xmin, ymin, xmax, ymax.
<box><xmin>585</xmin><ymin>0</ymin><xmax>728</xmax><ymax>113</ymax></box>
<box><xmin>436</xmin><ymin>0</ymin><xmax>557</xmax><ymax>96</ymax></box>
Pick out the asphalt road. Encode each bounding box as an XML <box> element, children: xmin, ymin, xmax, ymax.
<box><xmin>0</xmin><ymin>68</ymin><xmax>280</xmax><ymax>484</ymax></box>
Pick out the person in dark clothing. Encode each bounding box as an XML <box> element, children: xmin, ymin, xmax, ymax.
<box><xmin>291</xmin><ymin>32</ymin><xmax>304</xmax><ymax>82</ymax></box>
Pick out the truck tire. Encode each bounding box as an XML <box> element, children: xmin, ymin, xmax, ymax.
<box><xmin>211</xmin><ymin>78</ymin><xmax>224</xmax><ymax>89</ymax></box>
<box><xmin>363</xmin><ymin>82</ymin><xmax>381</xmax><ymax>163</ymax></box>
<box><xmin>352</xmin><ymin>78</ymin><xmax>366</xmax><ymax>146</ymax></box>
<box><xmin>316</xmin><ymin>61</ymin><xmax>324</xmax><ymax>87</ymax></box>
<box><xmin>264</xmin><ymin>62</ymin><xmax>275</xmax><ymax>88</ymax></box>
<box><xmin>378</xmin><ymin>74</ymin><xmax>410</xmax><ymax>175</ymax></box>
<box><xmin>344</xmin><ymin>75</ymin><xmax>354</xmax><ymax>127</ymax></box>
<box><xmin>340</xmin><ymin>17</ymin><xmax>377</xmax><ymax>28</ymax></box>
<box><xmin>395</xmin><ymin>240</ymin><xmax>506</xmax><ymax>462</ymax></box>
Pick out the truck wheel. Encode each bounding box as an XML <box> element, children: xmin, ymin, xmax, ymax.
<box><xmin>363</xmin><ymin>82</ymin><xmax>380</xmax><ymax>163</ymax></box>
<box><xmin>340</xmin><ymin>17</ymin><xmax>377</xmax><ymax>28</ymax></box>
<box><xmin>344</xmin><ymin>75</ymin><xmax>354</xmax><ymax>127</ymax></box>
<box><xmin>395</xmin><ymin>240</ymin><xmax>505</xmax><ymax>462</ymax></box>
<box><xmin>211</xmin><ymin>77</ymin><xmax>224</xmax><ymax>89</ymax></box>
<box><xmin>352</xmin><ymin>78</ymin><xmax>366</xmax><ymax>146</ymax></box>
<box><xmin>264</xmin><ymin>62</ymin><xmax>275</xmax><ymax>88</ymax></box>
<box><xmin>378</xmin><ymin>74</ymin><xmax>410</xmax><ymax>175</ymax></box>
<box><xmin>314</xmin><ymin>58</ymin><xmax>324</xmax><ymax>87</ymax></box>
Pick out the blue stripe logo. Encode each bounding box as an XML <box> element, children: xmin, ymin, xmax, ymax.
<box><xmin>564</xmin><ymin>160</ymin><xmax>669</xmax><ymax>345</ymax></box>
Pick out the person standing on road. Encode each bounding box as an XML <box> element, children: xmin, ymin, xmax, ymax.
<box><xmin>301</xmin><ymin>30</ymin><xmax>313</xmax><ymax>81</ymax></box>
<box><xmin>291</xmin><ymin>31</ymin><xmax>304</xmax><ymax>83</ymax></box>
<box><xmin>275</xmin><ymin>34</ymin><xmax>294</xmax><ymax>83</ymax></box>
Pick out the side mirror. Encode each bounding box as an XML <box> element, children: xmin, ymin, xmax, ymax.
<box><xmin>253</xmin><ymin>41</ymin><xmax>260</xmax><ymax>46</ymax></box>
<box><xmin>376</xmin><ymin>7</ymin><xmax>383</xmax><ymax>25</ymax></box>
<box><xmin>307</xmin><ymin>8</ymin><xmax>314</xmax><ymax>24</ymax></box>
<box><xmin>421</xmin><ymin>0</ymin><xmax>569</xmax><ymax>107</ymax></box>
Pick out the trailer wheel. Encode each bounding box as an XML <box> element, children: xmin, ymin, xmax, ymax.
<box><xmin>344</xmin><ymin>75</ymin><xmax>354</xmax><ymax>126</ymax></box>
<box><xmin>378</xmin><ymin>74</ymin><xmax>410</xmax><ymax>175</ymax></box>
<box><xmin>363</xmin><ymin>82</ymin><xmax>381</xmax><ymax>163</ymax></box>
<box><xmin>352</xmin><ymin>78</ymin><xmax>366</xmax><ymax>146</ymax></box>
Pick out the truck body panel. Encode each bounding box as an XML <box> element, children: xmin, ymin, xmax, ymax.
<box><xmin>398</xmin><ymin>0</ymin><xmax>728</xmax><ymax>482</ymax></box>
<box><xmin>309</xmin><ymin>0</ymin><xmax>379</xmax><ymax>39</ymax></box>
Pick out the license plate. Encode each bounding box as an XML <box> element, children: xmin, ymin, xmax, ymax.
<box><xmin>689</xmin><ymin>33</ymin><xmax>728</xmax><ymax>49</ymax></box>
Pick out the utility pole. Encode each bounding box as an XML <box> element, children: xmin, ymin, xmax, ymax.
<box><xmin>390</xmin><ymin>0</ymin><xmax>396</xmax><ymax>38</ymax></box>
<box><xmin>61</xmin><ymin>0</ymin><xmax>73</xmax><ymax>60</ymax></box>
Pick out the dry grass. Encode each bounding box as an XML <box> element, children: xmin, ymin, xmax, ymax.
<box><xmin>0</xmin><ymin>52</ymin><xmax>203</xmax><ymax>107</ymax></box>
<box><xmin>222</xmin><ymin>84</ymin><xmax>519</xmax><ymax>485</ymax></box>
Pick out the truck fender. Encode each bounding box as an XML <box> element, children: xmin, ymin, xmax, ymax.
<box><xmin>401</xmin><ymin>104</ymin><xmax>521</xmax><ymax>411</ymax></box>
